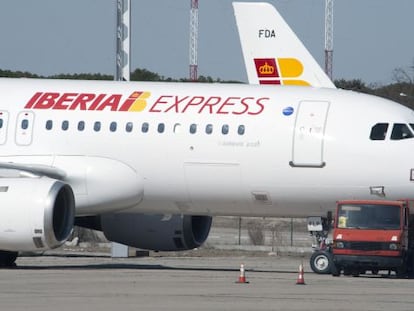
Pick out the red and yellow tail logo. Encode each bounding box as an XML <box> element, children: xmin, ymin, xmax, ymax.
<box><xmin>254</xmin><ymin>58</ymin><xmax>310</xmax><ymax>86</ymax></box>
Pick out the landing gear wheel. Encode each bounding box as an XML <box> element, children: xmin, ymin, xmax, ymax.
<box><xmin>310</xmin><ymin>250</ymin><xmax>332</xmax><ymax>274</ymax></box>
<box><xmin>0</xmin><ymin>251</ymin><xmax>17</xmax><ymax>267</ymax></box>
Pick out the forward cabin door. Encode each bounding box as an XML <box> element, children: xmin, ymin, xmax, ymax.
<box><xmin>0</xmin><ymin>110</ymin><xmax>9</xmax><ymax>145</ymax></box>
<box><xmin>290</xmin><ymin>101</ymin><xmax>330</xmax><ymax>168</ymax></box>
<box><xmin>15</xmin><ymin>111</ymin><xmax>35</xmax><ymax>146</ymax></box>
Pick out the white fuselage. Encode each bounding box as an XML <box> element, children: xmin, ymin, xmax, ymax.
<box><xmin>1</xmin><ymin>78</ymin><xmax>413</xmax><ymax>217</ymax></box>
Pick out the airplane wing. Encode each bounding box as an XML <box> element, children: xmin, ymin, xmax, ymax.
<box><xmin>0</xmin><ymin>162</ymin><xmax>67</xmax><ymax>179</ymax></box>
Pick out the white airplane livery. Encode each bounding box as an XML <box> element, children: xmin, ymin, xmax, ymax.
<box><xmin>0</xmin><ymin>2</ymin><xmax>412</xmax><ymax>266</ymax></box>
<box><xmin>233</xmin><ymin>2</ymin><xmax>335</xmax><ymax>88</ymax></box>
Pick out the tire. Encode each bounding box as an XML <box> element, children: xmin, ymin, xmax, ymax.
<box><xmin>310</xmin><ymin>250</ymin><xmax>332</xmax><ymax>274</ymax></box>
<box><xmin>396</xmin><ymin>266</ymin><xmax>407</xmax><ymax>278</ymax></box>
<box><xmin>0</xmin><ymin>251</ymin><xmax>18</xmax><ymax>267</ymax></box>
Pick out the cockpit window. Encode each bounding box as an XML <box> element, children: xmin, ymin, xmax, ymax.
<box><xmin>370</xmin><ymin>123</ymin><xmax>388</xmax><ymax>140</ymax></box>
<box><xmin>391</xmin><ymin>123</ymin><xmax>414</xmax><ymax>140</ymax></box>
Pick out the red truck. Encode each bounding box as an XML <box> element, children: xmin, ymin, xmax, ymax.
<box><xmin>330</xmin><ymin>200</ymin><xmax>414</xmax><ymax>277</ymax></box>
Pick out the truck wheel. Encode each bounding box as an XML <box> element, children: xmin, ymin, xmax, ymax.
<box><xmin>310</xmin><ymin>250</ymin><xmax>332</xmax><ymax>274</ymax></box>
<box><xmin>396</xmin><ymin>267</ymin><xmax>407</xmax><ymax>278</ymax></box>
<box><xmin>331</xmin><ymin>267</ymin><xmax>340</xmax><ymax>277</ymax></box>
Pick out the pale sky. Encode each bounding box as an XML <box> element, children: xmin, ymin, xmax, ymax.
<box><xmin>0</xmin><ymin>0</ymin><xmax>413</xmax><ymax>85</ymax></box>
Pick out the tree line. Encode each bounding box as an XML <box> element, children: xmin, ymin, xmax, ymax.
<box><xmin>1</xmin><ymin>67</ymin><xmax>414</xmax><ymax>110</ymax></box>
<box><xmin>0</xmin><ymin>68</ymin><xmax>229</xmax><ymax>83</ymax></box>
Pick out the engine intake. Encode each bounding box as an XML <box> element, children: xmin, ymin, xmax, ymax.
<box><xmin>0</xmin><ymin>177</ymin><xmax>75</xmax><ymax>251</ymax></box>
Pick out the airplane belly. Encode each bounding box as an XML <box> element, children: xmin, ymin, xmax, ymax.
<box><xmin>184</xmin><ymin>162</ymin><xmax>247</xmax><ymax>212</ymax></box>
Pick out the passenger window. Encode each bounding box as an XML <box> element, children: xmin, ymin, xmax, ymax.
<box><xmin>238</xmin><ymin>125</ymin><xmax>245</xmax><ymax>135</ymax></box>
<box><xmin>46</xmin><ymin>120</ymin><xmax>53</xmax><ymax>130</ymax></box>
<box><xmin>125</xmin><ymin>122</ymin><xmax>133</xmax><ymax>133</ymax></box>
<box><xmin>173</xmin><ymin>123</ymin><xmax>182</xmax><ymax>134</ymax></box>
<box><xmin>206</xmin><ymin>124</ymin><xmax>213</xmax><ymax>135</ymax></box>
<box><xmin>158</xmin><ymin>123</ymin><xmax>165</xmax><ymax>133</ymax></box>
<box><xmin>62</xmin><ymin>120</ymin><xmax>69</xmax><ymax>131</ymax></box>
<box><xmin>370</xmin><ymin>123</ymin><xmax>388</xmax><ymax>140</ymax></box>
<box><xmin>110</xmin><ymin>122</ymin><xmax>117</xmax><ymax>132</ymax></box>
<box><xmin>0</xmin><ymin>119</ymin><xmax>3</xmax><ymax>129</ymax></box>
<box><xmin>142</xmin><ymin>122</ymin><xmax>149</xmax><ymax>133</ymax></box>
<box><xmin>391</xmin><ymin>123</ymin><xmax>414</xmax><ymax>140</ymax></box>
<box><xmin>94</xmin><ymin>121</ymin><xmax>101</xmax><ymax>132</ymax></box>
<box><xmin>189</xmin><ymin>124</ymin><xmax>197</xmax><ymax>134</ymax></box>
<box><xmin>222</xmin><ymin>125</ymin><xmax>229</xmax><ymax>135</ymax></box>
<box><xmin>21</xmin><ymin>119</ymin><xmax>29</xmax><ymax>130</ymax></box>
<box><xmin>78</xmin><ymin>121</ymin><xmax>85</xmax><ymax>131</ymax></box>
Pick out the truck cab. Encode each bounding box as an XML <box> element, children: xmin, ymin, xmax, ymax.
<box><xmin>331</xmin><ymin>200</ymin><xmax>413</xmax><ymax>276</ymax></box>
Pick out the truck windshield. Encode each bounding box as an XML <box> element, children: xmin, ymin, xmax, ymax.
<box><xmin>337</xmin><ymin>204</ymin><xmax>401</xmax><ymax>230</ymax></box>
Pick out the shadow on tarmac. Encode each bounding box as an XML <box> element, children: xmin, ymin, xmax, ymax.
<box><xmin>12</xmin><ymin>253</ymin><xmax>298</xmax><ymax>273</ymax></box>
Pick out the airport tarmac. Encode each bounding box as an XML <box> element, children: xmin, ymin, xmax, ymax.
<box><xmin>2</xmin><ymin>253</ymin><xmax>414</xmax><ymax>311</ymax></box>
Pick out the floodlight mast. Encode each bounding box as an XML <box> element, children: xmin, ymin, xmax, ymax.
<box><xmin>189</xmin><ymin>0</ymin><xmax>199</xmax><ymax>81</ymax></box>
<box><xmin>324</xmin><ymin>0</ymin><xmax>334</xmax><ymax>80</ymax></box>
<box><xmin>116</xmin><ymin>0</ymin><xmax>131</xmax><ymax>81</ymax></box>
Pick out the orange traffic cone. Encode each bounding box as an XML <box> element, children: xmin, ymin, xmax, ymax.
<box><xmin>296</xmin><ymin>263</ymin><xmax>306</xmax><ymax>285</ymax></box>
<box><xmin>236</xmin><ymin>264</ymin><xmax>249</xmax><ymax>284</ymax></box>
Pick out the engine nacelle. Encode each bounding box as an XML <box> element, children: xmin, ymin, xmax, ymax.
<box><xmin>0</xmin><ymin>177</ymin><xmax>75</xmax><ymax>251</ymax></box>
<box><xmin>101</xmin><ymin>214</ymin><xmax>212</xmax><ymax>251</ymax></box>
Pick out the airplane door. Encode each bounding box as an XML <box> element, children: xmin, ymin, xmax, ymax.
<box><xmin>290</xmin><ymin>101</ymin><xmax>330</xmax><ymax>167</ymax></box>
<box><xmin>0</xmin><ymin>111</ymin><xmax>9</xmax><ymax>145</ymax></box>
<box><xmin>15</xmin><ymin>111</ymin><xmax>35</xmax><ymax>146</ymax></box>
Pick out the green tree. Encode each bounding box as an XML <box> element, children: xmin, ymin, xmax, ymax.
<box><xmin>334</xmin><ymin>79</ymin><xmax>371</xmax><ymax>93</ymax></box>
<box><xmin>49</xmin><ymin>73</ymin><xmax>113</xmax><ymax>80</ymax></box>
<box><xmin>130</xmin><ymin>68</ymin><xmax>163</xmax><ymax>81</ymax></box>
<box><xmin>0</xmin><ymin>69</ymin><xmax>40</xmax><ymax>78</ymax></box>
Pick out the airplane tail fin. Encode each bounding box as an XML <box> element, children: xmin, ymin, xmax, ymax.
<box><xmin>233</xmin><ymin>2</ymin><xmax>335</xmax><ymax>88</ymax></box>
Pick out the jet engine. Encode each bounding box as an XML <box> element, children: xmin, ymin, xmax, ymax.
<box><xmin>0</xmin><ymin>177</ymin><xmax>75</xmax><ymax>251</ymax></box>
<box><xmin>100</xmin><ymin>214</ymin><xmax>212</xmax><ymax>251</ymax></box>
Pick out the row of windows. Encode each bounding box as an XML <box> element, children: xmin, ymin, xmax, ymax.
<box><xmin>370</xmin><ymin>123</ymin><xmax>414</xmax><ymax>140</ymax></box>
<box><xmin>44</xmin><ymin>120</ymin><xmax>246</xmax><ymax>136</ymax></box>
<box><xmin>10</xmin><ymin>118</ymin><xmax>414</xmax><ymax>141</ymax></box>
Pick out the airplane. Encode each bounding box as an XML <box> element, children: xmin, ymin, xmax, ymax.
<box><xmin>233</xmin><ymin>2</ymin><xmax>335</xmax><ymax>88</ymax></box>
<box><xmin>0</xmin><ymin>2</ymin><xmax>413</xmax><ymax>268</ymax></box>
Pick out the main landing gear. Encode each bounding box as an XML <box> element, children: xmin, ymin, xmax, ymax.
<box><xmin>0</xmin><ymin>251</ymin><xmax>18</xmax><ymax>267</ymax></box>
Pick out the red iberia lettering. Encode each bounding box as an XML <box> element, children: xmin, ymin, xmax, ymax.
<box><xmin>88</xmin><ymin>94</ymin><xmax>107</xmax><ymax>111</ymax></box>
<box><xmin>25</xmin><ymin>92</ymin><xmax>43</xmax><ymax>108</ymax></box>
<box><xmin>54</xmin><ymin>93</ymin><xmax>77</xmax><ymax>110</ymax></box>
<box><xmin>26</xmin><ymin>92</ymin><xmax>60</xmax><ymax>109</ymax></box>
<box><xmin>217</xmin><ymin>97</ymin><xmax>238</xmax><ymax>115</ymax></box>
<box><xmin>97</xmin><ymin>94</ymin><xmax>122</xmax><ymax>111</ymax></box>
<box><xmin>195</xmin><ymin>96</ymin><xmax>221</xmax><ymax>114</ymax></box>
<box><xmin>69</xmin><ymin>93</ymin><xmax>96</xmax><ymax>110</ymax></box>
<box><xmin>149</xmin><ymin>95</ymin><xmax>172</xmax><ymax>112</ymax></box>
<box><xmin>164</xmin><ymin>96</ymin><xmax>190</xmax><ymax>113</ymax></box>
<box><xmin>24</xmin><ymin>90</ymin><xmax>268</xmax><ymax>115</ymax></box>
<box><xmin>249</xmin><ymin>97</ymin><xmax>266</xmax><ymax>115</ymax></box>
